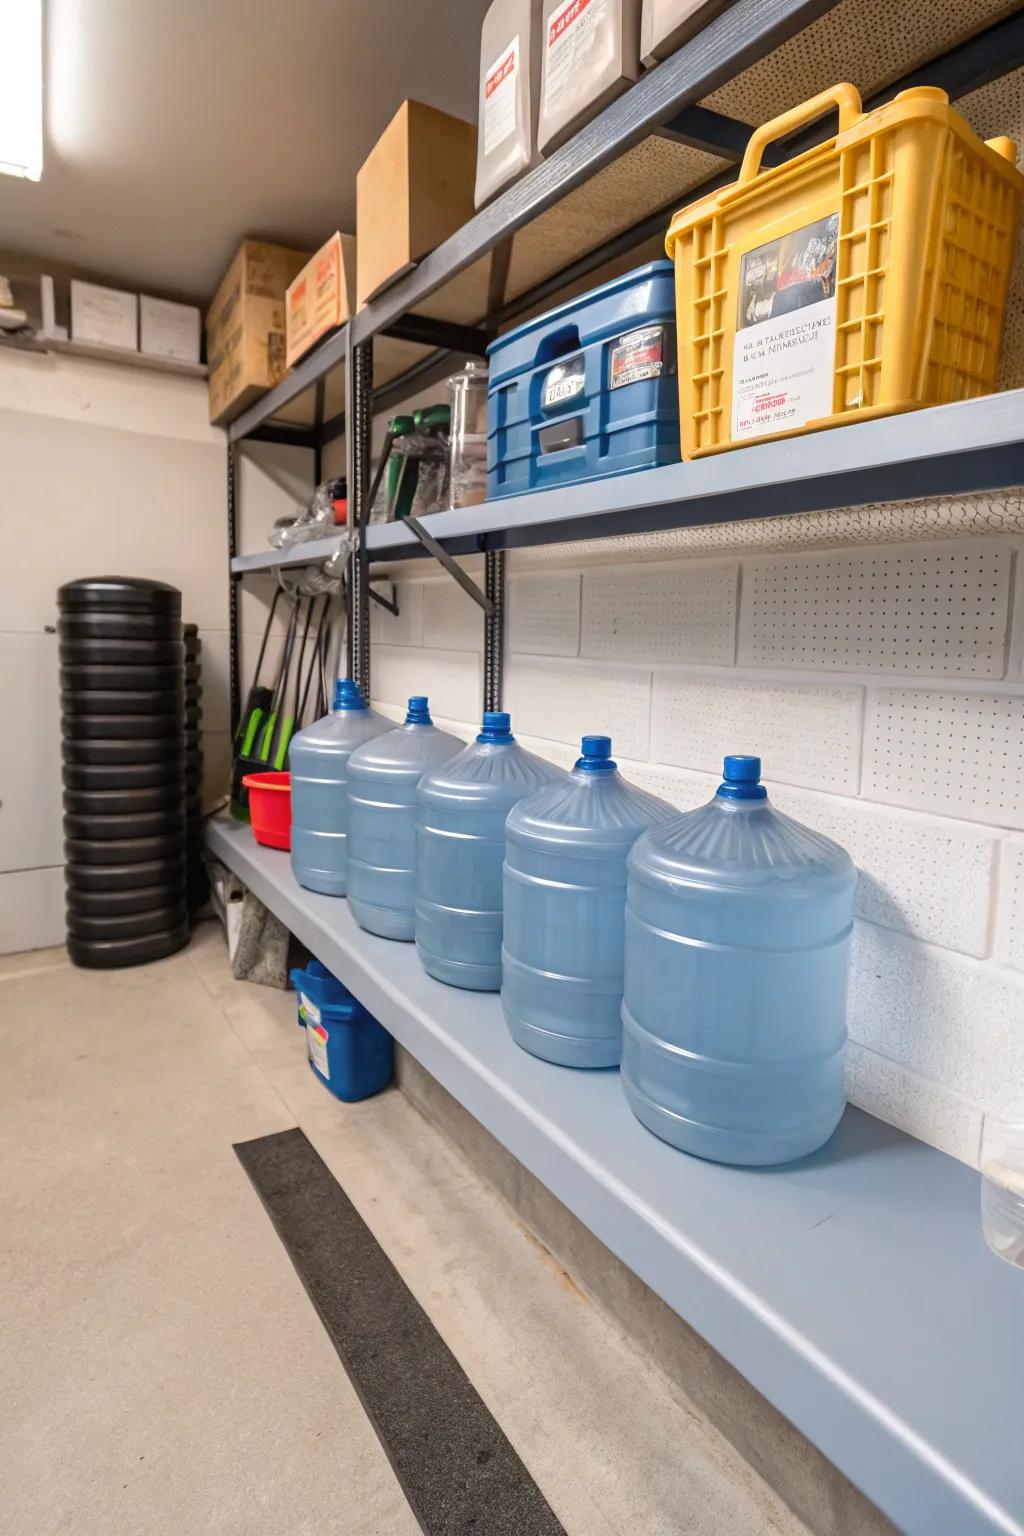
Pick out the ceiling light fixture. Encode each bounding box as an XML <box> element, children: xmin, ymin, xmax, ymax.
<box><xmin>0</xmin><ymin>0</ymin><xmax>44</xmax><ymax>180</ymax></box>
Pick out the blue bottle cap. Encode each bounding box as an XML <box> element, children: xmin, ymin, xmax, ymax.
<box><xmin>405</xmin><ymin>695</ymin><xmax>432</xmax><ymax>725</ymax></box>
<box><xmin>575</xmin><ymin>734</ymin><xmax>616</xmax><ymax>773</ymax></box>
<box><xmin>334</xmin><ymin>678</ymin><xmax>367</xmax><ymax>711</ymax></box>
<box><xmin>477</xmin><ymin>710</ymin><xmax>514</xmax><ymax>743</ymax></box>
<box><xmin>717</xmin><ymin>754</ymin><xmax>768</xmax><ymax>801</ymax></box>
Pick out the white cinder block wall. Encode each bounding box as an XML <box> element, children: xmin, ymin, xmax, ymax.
<box><xmin>370</xmin><ymin>512</ymin><xmax>1024</xmax><ymax>1168</ymax></box>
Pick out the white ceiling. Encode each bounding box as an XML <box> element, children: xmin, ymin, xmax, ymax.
<box><xmin>0</xmin><ymin>0</ymin><xmax>491</xmax><ymax>306</ymax></box>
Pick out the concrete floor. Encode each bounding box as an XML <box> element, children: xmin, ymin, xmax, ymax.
<box><xmin>0</xmin><ymin>922</ymin><xmax>809</xmax><ymax>1536</ymax></box>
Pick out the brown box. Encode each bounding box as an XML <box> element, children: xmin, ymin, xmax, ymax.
<box><xmin>356</xmin><ymin>100</ymin><xmax>477</xmax><ymax>308</ymax></box>
<box><xmin>285</xmin><ymin>232</ymin><xmax>356</xmax><ymax>370</ymax></box>
<box><xmin>205</xmin><ymin>239</ymin><xmax>311</xmax><ymax>425</ymax></box>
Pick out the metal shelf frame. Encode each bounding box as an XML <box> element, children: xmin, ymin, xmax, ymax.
<box><xmin>224</xmin><ymin>0</ymin><xmax>1024</xmax><ymax>727</ymax></box>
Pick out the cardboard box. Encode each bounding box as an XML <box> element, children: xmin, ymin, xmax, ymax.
<box><xmin>356</xmin><ymin>101</ymin><xmax>477</xmax><ymax>308</ymax></box>
<box><xmin>70</xmin><ymin>281</ymin><xmax>138</xmax><ymax>351</ymax></box>
<box><xmin>205</xmin><ymin>239</ymin><xmax>311</xmax><ymax>425</ymax></box>
<box><xmin>285</xmin><ymin>232</ymin><xmax>356</xmax><ymax>369</ymax></box>
<box><xmin>140</xmin><ymin>295</ymin><xmax>202</xmax><ymax>364</ymax></box>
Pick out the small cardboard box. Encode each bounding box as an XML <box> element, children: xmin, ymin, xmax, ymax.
<box><xmin>356</xmin><ymin>100</ymin><xmax>477</xmax><ymax>308</ymax></box>
<box><xmin>70</xmin><ymin>281</ymin><xmax>138</xmax><ymax>351</ymax></box>
<box><xmin>285</xmin><ymin>232</ymin><xmax>356</xmax><ymax>370</ymax></box>
<box><xmin>140</xmin><ymin>295</ymin><xmax>202</xmax><ymax>364</ymax></box>
<box><xmin>205</xmin><ymin>239</ymin><xmax>311</xmax><ymax>425</ymax></box>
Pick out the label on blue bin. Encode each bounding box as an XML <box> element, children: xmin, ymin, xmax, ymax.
<box><xmin>307</xmin><ymin>1020</ymin><xmax>330</xmax><ymax>1079</ymax></box>
<box><xmin>542</xmin><ymin>355</ymin><xmax>585</xmax><ymax>411</ymax></box>
<box><xmin>609</xmin><ymin>325</ymin><xmax>668</xmax><ymax>389</ymax></box>
<box><xmin>299</xmin><ymin>992</ymin><xmax>321</xmax><ymax>1027</ymax></box>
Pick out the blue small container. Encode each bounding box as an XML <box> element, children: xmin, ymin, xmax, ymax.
<box><xmin>289</xmin><ymin>960</ymin><xmax>393</xmax><ymax>1102</ymax></box>
<box><xmin>486</xmin><ymin>260</ymin><xmax>678</xmax><ymax>500</ymax></box>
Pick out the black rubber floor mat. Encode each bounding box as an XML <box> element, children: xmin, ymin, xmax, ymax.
<box><xmin>235</xmin><ymin>1127</ymin><xmax>566</xmax><ymax>1536</ymax></box>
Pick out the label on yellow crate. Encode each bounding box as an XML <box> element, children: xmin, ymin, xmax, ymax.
<box><xmin>732</xmin><ymin>213</ymin><xmax>840</xmax><ymax>442</ymax></box>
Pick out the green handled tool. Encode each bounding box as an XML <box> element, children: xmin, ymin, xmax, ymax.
<box><xmin>259</xmin><ymin>596</ymin><xmax>313</xmax><ymax>770</ymax></box>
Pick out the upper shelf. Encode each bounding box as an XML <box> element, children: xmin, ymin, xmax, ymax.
<box><xmin>206</xmin><ymin>812</ymin><xmax>1024</xmax><ymax>1536</ymax></box>
<box><xmin>230</xmin><ymin>390</ymin><xmax>1024</xmax><ymax>573</ymax></box>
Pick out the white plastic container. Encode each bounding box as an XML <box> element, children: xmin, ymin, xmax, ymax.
<box><xmin>475</xmin><ymin>0</ymin><xmax>544</xmax><ymax>206</ymax></box>
<box><xmin>640</xmin><ymin>0</ymin><xmax>732</xmax><ymax>66</ymax></box>
<box><xmin>537</xmin><ymin>0</ymin><xmax>641</xmax><ymax>156</ymax></box>
<box><xmin>981</xmin><ymin>1111</ymin><xmax>1024</xmax><ymax>1268</ymax></box>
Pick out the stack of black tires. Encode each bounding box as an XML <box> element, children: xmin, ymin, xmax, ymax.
<box><xmin>183</xmin><ymin>624</ymin><xmax>208</xmax><ymax>916</ymax></box>
<box><xmin>59</xmin><ymin>578</ymin><xmax>190</xmax><ymax>968</ymax></box>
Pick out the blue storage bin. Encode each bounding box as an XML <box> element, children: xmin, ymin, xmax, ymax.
<box><xmin>486</xmin><ymin>260</ymin><xmax>678</xmax><ymax>500</ymax></box>
<box><xmin>289</xmin><ymin>960</ymin><xmax>393</xmax><ymax>1102</ymax></box>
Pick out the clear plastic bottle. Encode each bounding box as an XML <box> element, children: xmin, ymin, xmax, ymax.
<box><xmin>346</xmin><ymin>697</ymin><xmax>463</xmax><ymax>941</ymax></box>
<box><xmin>980</xmin><ymin>1111</ymin><xmax>1024</xmax><ymax>1267</ymax></box>
<box><xmin>289</xmin><ymin>678</ymin><xmax>391</xmax><ymax>897</ymax></box>
<box><xmin>622</xmin><ymin>755</ymin><xmax>856</xmax><ymax>1166</ymax></box>
<box><xmin>415</xmin><ymin>710</ymin><xmax>565</xmax><ymax>991</ymax></box>
<box><xmin>503</xmin><ymin>735</ymin><xmax>673</xmax><ymax>1067</ymax></box>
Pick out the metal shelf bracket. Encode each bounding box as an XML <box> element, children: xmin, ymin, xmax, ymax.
<box><xmin>401</xmin><ymin>516</ymin><xmax>494</xmax><ymax>617</ymax></box>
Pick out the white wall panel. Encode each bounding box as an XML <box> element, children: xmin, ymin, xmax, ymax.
<box><xmin>370</xmin><ymin>580</ymin><xmax>424</xmax><ymax>648</ymax></box>
<box><xmin>581</xmin><ymin>562</ymin><xmax>737</xmax><ymax>665</ymax></box>
<box><xmin>652</xmin><ymin>673</ymin><xmax>863</xmax><ymax>793</ymax></box>
<box><xmin>740</xmin><ymin>542</ymin><xmax>1012</xmax><ymax>677</ymax></box>
<box><xmin>507</xmin><ymin>660</ymin><xmax>652</xmax><ymax>761</ymax></box>
<box><xmin>844</xmin><ymin>1044</ymin><xmax>984</xmax><ymax>1166</ymax></box>
<box><xmin>508</xmin><ymin>574</ymin><xmax>581</xmax><ymax>657</ymax></box>
<box><xmin>372</xmin><ymin>646</ymin><xmax>481</xmax><ymax>725</ymax></box>
<box><xmin>864</xmin><ymin>687</ymin><xmax>1024</xmax><ymax>827</ymax></box>
<box><xmin>847</xmin><ymin>922</ymin><xmax>1024</xmax><ymax>1116</ymax></box>
<box><xmin>0</xmin><ymin>868</ymin><xmax>65</xmax><ymax>954</ymax></box>
<box><xmin>423</xmin><ymin>579</ymin><xmax>484</xmax><ymax>653</ymax></box>
<box><xmin>0</xmin><ymin>633</ymin><xmax>62</xmax><ymax>873</ymax></box>
<box><xmin>994</xmin><ymin>837</ymin><xmax>1024</xmax><ymax>969</ymax></box>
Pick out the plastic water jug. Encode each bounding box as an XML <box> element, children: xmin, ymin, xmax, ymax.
<box><xmin>347</xmin><ymin>697</ymin><xmax>463</xmax><ymax>941</ymax></box>
<box><xmin>503</xmin><ymin>735</ymin><xmax>673</xmax><ymax>1068</ymax></box>
<box><xmin>622</xmin><ymin>755</ymin><xmax>856</xmax><ymax>1166</ymax></box>
<box><xmin>415</xmin><ymin>711</ymin><xmax>565</xmax><ymax>991</ymax></box>
<box><xmin>289</xmin><ymin>678</ymin><xmax>391</xmax><ymax>896</ymax></box>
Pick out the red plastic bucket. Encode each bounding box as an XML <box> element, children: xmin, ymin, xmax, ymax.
<box><xmin>242</xmin><ymin>771</ymin><xmax>291</xmax><ymax>850</ymax></box>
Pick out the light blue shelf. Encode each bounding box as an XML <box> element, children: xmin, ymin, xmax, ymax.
<box><xmin>207</xmin><ymin>813</ymin><xmax>1024</xmax><ymax>1536</ymax></box>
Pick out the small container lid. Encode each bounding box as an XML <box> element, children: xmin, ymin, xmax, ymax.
<box><xmin>716</xmin><ymin>754</ymin><xmax>768</xmax><ymax>801</ymax></box>
<box><xmin>575</xmin><ymin>735</ymin><xmax>616</xmax><ymax>773</ymax></box>
<box><xmin>334</xmin><ymin>678</ymin><xmax>367</xmax><ymax>712</ymax></box>
<box><xmin>405</xmin><ymin>696</ymin><xmax>432</xmax><ymax>725</ymax></box>
<box><xmin>476</xmin><ymin>710</ymin><xmax>514</xmax><ymax>743</ymax></box>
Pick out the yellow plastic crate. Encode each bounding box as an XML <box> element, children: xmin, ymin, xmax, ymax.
<box><xmin>665</xmin><ymin>84</ymin><xmax>1024</xmax><ymax>459</ymax></box>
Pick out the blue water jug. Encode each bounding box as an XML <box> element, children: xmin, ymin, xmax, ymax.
<box><xmin>289</xmin><ymin>678</ymin><xmax>392</xmax><ymax>896</ymax></box>
<box><xmin>347</xmin><ymin>697</ymin><xmax>463</xmax><ymax>941</ymax></box>
<box><xmin>622</xmin><ymin>756</ymin><xmax>856</xmax><ymax>1167</ymax></box>
<box><xmin>290</xmin><ymin>960</ymin><xmax>393</xmax><ymax>1101</ymax></box>
<box><xmin>503</xmin><ymin>735</ymin><xmax>673</xmax><ymax>1068</ymax></box>
<box><xmin>415</xmin><ymin>711</ymin><xmax>565</xmax><ymax>991</ymax></box>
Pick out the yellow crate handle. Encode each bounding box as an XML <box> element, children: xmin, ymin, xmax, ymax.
<box><xmin>738</xmin><ymin>83</ymin><xmax>863</xmax><ymax>185</ymax></box>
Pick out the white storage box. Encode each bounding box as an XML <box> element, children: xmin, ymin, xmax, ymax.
<box><xmin>70</xmin><ymin>281</ymin><xmax>138</xmax><ymax>351</ymax></box>
<box><xmin>140</xmin><ymin>295</ymin><xmax>202</xmax><ymax>364</ymax></box>
<box><xmin>537</xmin><ymin>0</ymin><xmax>641</xmax><ymax>155</ymax></box>
<box><xmin>475</xmin><ymin>0</ymin><xmax>544</xmax><ymax>207</ymax></box>
<box><xmin>640</xmin><ymin>0</ymin><xmax>732</xmax><ymax>65</ymax></box>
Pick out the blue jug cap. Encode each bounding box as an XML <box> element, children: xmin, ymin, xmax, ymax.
<box><xmin>717</xmin><ymin>754</ymin><xmax>768</xmax><ymax>801</ymax></box>
<box><xmin>405</xmin><ymin>695</ymin><xmax>432</xmax><ymax>725</ymax></box>
<box><xmin>575</xmin><ymin>735</ymin><xmax>616</xmax><ymax>773</ymax></box>
<box><xmin>334</xmin><ymin>678</ymin><xmax>367</xmax><ymax>711</ymax></box>
<box><xmin>477</xmin><ymin>710</ymin><xmax>514</xmax><ymax>744</ymax></box>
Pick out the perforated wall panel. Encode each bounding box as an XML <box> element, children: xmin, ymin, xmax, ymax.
<box><xmin>370</xmin><ymin>580</ymin><xmax>423</xmax><ymax>648</ymax></box>
<box><xmin>507</xmin><ymin>660</ymin><xmax>652</xmax><ymax>761</ymax></box>
<box><xmin>844</xmin><ymin>1044</ymin><xmax>984</xmax><ymax>1167</ymax></box>
<box><xmin>508</xmin><ymin>574</ymin><xmax>581</xmax><ymax>657</ymax></box>
<box><xmin>423</xmin><ymin>579</ymin><xmax>484</xmax><ymax>653</ymax></box>
<box><xmin>581</xmin><ymin>562</ymin><xmax>738</xmax><ymax>665</ymax></box>
<box><xmin>615</xmin><ymin>760</ymin><xmax>718</xmax><ymax>812</ymax></box>
<box><xmin>372</xmin><ymin>646</ymin><xmax>481</xmax><ymax>725</ymax></box>
<box><xmin>652</xmin><ymin>674</ymin><xmax>863</xmax><ymax>793</ymax></box>
<box><xmin>848</xmin><ymin>922</ymin><xmax>1024</xmax><ymax>1117</ymax></box>
<box><xmin>516</xmin><ymin>735</ymin><xmax>581</xmax><ymax>772</ymax></box>
<box><xmin>509</xmin><ymin>491</ymin><xmax>1024</xmax><ymax>571</ymax></box>
<box><xmin>739</xmin><ymin>543</ymin><xmax>1012</xmax><ymax>678</ymax></box>
<box><xmin>864</xmin><ymin>687</ymin><xmax>1024</xmax><ymax>828</ymax></box>
<box><xmin>995</xmin><ymin>837</ymin><xmax>1024</xmax><ymax>970</ymax></box>
<box><xmin>770</xmin><ymin>786</ymin><xmax>997</xmax><ymax>957</ymax></box>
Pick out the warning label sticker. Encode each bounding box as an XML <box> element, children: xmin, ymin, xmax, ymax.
<box><xmin>306</xmin><ymin>1021</ymin><xmax>329</xmax><ymax>1080</ymax></box>
<box><xmin>732</xmin><ymin>213</ymin><xmax>840</xmax><ymax>442</ymax></box>
<box><xmin>609</xmin><ymin>325</ymin><xmax>669</xmax><ymax>390</ymax></box>
<box><xmin>483</xmin><ymin>35</ymin><xmax>519</xmax><ymax>155</ymax></box>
